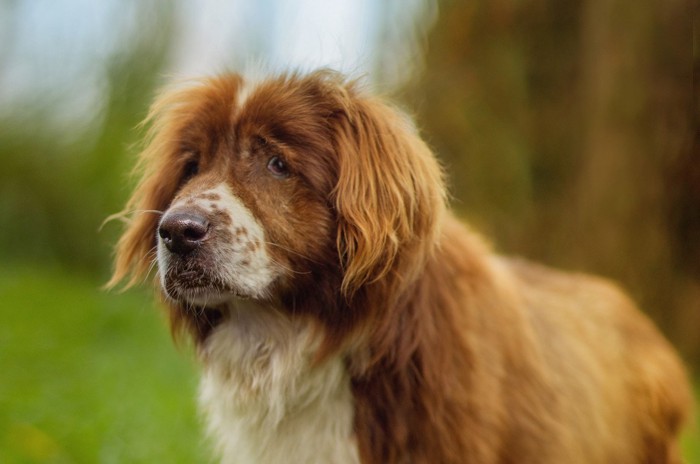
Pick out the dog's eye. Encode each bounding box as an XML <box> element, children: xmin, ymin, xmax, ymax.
<box><xmin>181</xmin><ymin>160</ymin><xmax>199</xmax><ymax>183</ymax></box>
<box><xmin>267</xmin><ymin>156</ymin><xmax>289</xmax><ymax>178</ymax></box>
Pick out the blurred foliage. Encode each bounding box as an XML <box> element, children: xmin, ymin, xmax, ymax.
<box><xmin>401</xmin><ymin>0</ymin><xmax>699</xmax><ymax>367</ymax></box>
<box><xmin>0</xmin><ymin>1</ymin><xmax>174</xmax><ymax>280</ymax></box>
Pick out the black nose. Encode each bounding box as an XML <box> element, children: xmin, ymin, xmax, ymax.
<box><xmin>158</xmin><ymin>211</ymin><xmax>209</xmax><ymax>255</ymax></box>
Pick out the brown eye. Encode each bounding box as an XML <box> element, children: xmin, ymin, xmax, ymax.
<box><xmin>181</xmin><ymin>160</ymin><xmax>199</xmax><ymax>183</ymax></box>
<box><xmin>267</xmin><ymin>156</ymin><xmax>289</xmax><ymax>178</ymax></box>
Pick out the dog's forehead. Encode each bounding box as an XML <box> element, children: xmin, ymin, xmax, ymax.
<box><xmin>175</xmin><ymin>75</ymin><xmax>320</xmax><ymax>145</ymax></box>
<box><xmin>236</xmin><ymin>80</ymin><xmax>325</xmax><ymax>132</ymax></box>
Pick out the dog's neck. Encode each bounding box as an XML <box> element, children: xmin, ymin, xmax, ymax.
<box><xmin>198</xmin><ymin>299</ymin><xmax>360</xmax><ymax>464</ymax></box>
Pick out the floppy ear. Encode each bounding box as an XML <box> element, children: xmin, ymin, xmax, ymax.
<box><xmin>332</xmin><ymin>93</ymin><xmax>446</xmax><ymax>297</ymax></box>
<box><xmin>106</xmin><ymin>87</ymin><xmax>194</xmax><ymax>290</ymax></box>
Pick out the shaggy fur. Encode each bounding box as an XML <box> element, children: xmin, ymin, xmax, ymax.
<box><xmin>109</xmin><ymin>70</ymin><xmax>692</xmax><ymax>464</ymax></box>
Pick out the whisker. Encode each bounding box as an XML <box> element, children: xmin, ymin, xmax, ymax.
<box><xmin>139</xmin><ymin>245</ymin><xmax>160</xmax><ymax>285</ymax></box>
<box><xmin>144</xmin><ymin>256</ymin><xmax>160</xmax><ymax>284</ymax></box>
<box><xmin>100</xmin><ymin>209</ymin><xmax>164</xmax><ymax>231</ymax></box>
<box><xmin>268</xmin><ymin>256</ymin><xmax>312</xmax><ymax>276</ymax></box>
<box><xmin>262</xmin><ymin>241</ymin><xmax>324</xmax><ymax>265</ymax></box>
<box><xmin>135</xmin><ymin>209</ymin><xmax>165</xmax><ymax>216</ymax></box>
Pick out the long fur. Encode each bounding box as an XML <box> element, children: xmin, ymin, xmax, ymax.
<box><xmin>109</xmin><ymin>70</ymin><xmax>692</xmax><ymax>464</ymax></box>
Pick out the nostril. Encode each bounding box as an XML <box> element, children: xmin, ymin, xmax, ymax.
<box><xmin>158</xmin><ymin>211</ymin><xmax>209</xmax><ymax>255</ymax></box>
<box><xmin>183</xmin><ymin>222</ymin><xmax>208</xmax><ymax>241</ymax></box>
<box><xmin>158</xmin><ymin>227</ymin><xmax>172</xmax><ymax>241</ymax></box>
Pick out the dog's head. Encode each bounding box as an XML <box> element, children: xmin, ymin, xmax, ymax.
<box><xmin>109</xmin><ymin>70</ymin><xmax>445</xmax><ymax>347</ymax></box>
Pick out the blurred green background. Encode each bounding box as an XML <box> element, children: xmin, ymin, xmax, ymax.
<box><xmin>0</xmin><ymin>0</ymin><xmax>697</xmax><ymax>462</ymax></box>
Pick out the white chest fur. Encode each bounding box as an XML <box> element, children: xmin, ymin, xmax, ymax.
<box><xmin>198</xmin><ymin>302</ymin><xmax>359</xmax><ymax>464</ymax></box>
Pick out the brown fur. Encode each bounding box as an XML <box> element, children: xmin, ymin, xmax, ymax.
<box><xmin>109</xmin><ymin>70</ymin><xmax>692</xmax><ymax>463</ymax></box>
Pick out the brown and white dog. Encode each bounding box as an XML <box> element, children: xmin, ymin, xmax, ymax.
<box><xmin>109</xmin><ymin>70</ymin><xmax>692</xmax><ymax>464</ymax></box>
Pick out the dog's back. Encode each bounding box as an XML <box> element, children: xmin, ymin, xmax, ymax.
<box><xmin>351</xmin><ymin>216</ymin><xmax>692</xmax><ymax>463</ymax></box>
<box><xmin>499</xmin><ymin>256</ymin><xmax>691</xmax><ymax>463</ymax></box>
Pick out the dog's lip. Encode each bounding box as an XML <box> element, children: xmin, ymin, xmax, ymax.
<box><xmin>167</xmin><ymin>285</ymin><xmax>235</xmax><ymax>305</ymax></box>
<box><xmin>175</xmin><ymin>270</ymin><xmax>202</xmax><ymax>281</ymax></box>
<box><xmin>160</xmin><ymin>260</ymin><xmax>275</xmax><ymax>305</ymax></box>
<box><xmin>162</xmin><ymin>265</ymin><xmax>225</xmax><ymax>298</ymax></box>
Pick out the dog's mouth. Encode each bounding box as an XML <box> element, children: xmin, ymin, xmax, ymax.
<box><xmin>160</xmin><ymin>266</ymin><xmax>237</xmax><ymax>339</ymax></box>
<box><xmin>162</xmin><ymin>266</ymin><xmax>241</xmax><ymax>306</ymax></box>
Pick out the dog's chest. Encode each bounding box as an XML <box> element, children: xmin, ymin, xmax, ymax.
<box><xmin>197</xmin><ymin>308</ymin><xmax>359</xmax><ymax>464</ymax></box>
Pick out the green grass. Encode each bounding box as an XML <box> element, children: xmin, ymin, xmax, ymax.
<box><xmin>0</xmin><ymin>268</ymin><xmax>209</xmax><ymax>463</ymax></box>
<box><xmin>0</xmin><ymin>267</ymin><xmax>698</xmax><ymax>463</ymax></box>
<box><xmin>682</xmin><ymin>388</ymin><xmax>700</xmax><ymax>464</ymax></box>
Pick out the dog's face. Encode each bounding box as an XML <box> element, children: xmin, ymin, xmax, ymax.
<box><xmin>110</xmin><ymin>71</ymin><xmax>445</xmax><ymax>343</ymax></box>
<box><xmin>154</xmin><ymin>80</ymin><xmax>340</xmax><ymax>307</ymax></box>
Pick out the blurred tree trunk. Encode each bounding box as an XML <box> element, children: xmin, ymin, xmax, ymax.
<box><xmin>402</xmin><ymin>0</ymin><xmax>698</xmax><ymax>366</ymax></box>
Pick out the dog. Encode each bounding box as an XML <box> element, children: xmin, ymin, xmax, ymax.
<box><xmin>109</xmin><ymin>70</ymin><xmax>691</xmax><ymax>464</ymax></box>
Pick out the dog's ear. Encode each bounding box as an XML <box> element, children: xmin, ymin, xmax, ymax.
<box><xmin>106</xmin><ymin>86</ymin><xmax>195</xmax><ymax>290</ymax></box>
<box><xmin>331</xmin><ymin>93</ymin><xmax>446</xmax><ymax>297</ymax></box>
